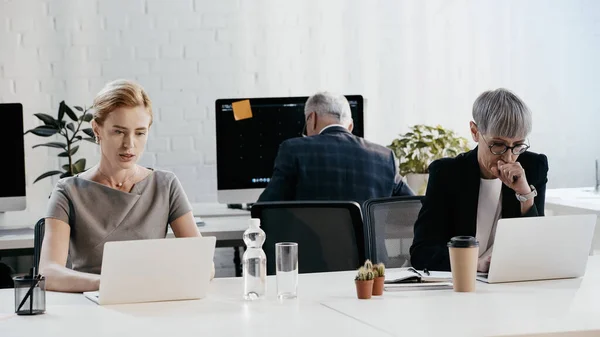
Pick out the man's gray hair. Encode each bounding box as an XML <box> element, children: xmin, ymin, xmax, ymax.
<box><xmin>473</xmin><ymin>88</ymin><xmax>532</xmax><ymax>139</ymax></box>
<box><xmin>304</xmin><ymin>92</ymin><xmax>352</xmax><ymax>125</ymax></box>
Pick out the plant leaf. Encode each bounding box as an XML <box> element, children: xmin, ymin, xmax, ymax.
<box><xmin>69</xmin><ymin>145</ymin><xmax>79</xmax><ymax>156</ymax></box>
<box><xmin>58</xmin><ymin>101</ymin><xmax>65</xmax><ymax>121</ymax></box>
<box><xmin>82</xmin><ymin>128</ymin><xmax>95</xmax><ymax>138</ymax></box>
<box><xmin>24</xmin><ymin>126</ymin><xmax>59</xmax><ymax>137</ymax></box>
<box><xmin>62</xmin><ymin>164</ymin><xmax>71</xmax><ymax>171</ymax></box>
<box><xmin>66</xmin><ymin>123</ymin><xmax>76</xmax><ymax>133</ymax></box>
<box><xmin>33</xmin><ymin>170</ymin><xmax>64</xmax><ymax>183</ymax></box>
<box><xmin>60</xmin><ymin>172</ymin><xmax>71</xmax><ymax>178</ymax></box>
<box><xmin>73</xmin><ymin>158</ymin><xmax>86</xmax><ymax>174</ymax></box>
<box><xmin>61</xmin><ymin>101</ymin><xmax>78</xmax><ymax>122</ymax></box>
<box><xmin>32</xmin><ymin>142</ymin><xmax>67</xmax><ymax>150</ymax></box>
<box><xmin>389</xmin><ymin>124</ymin><xmax>469</xmax><ymax>175</ymax></box>
<box><xmin>74</xmin><ymin>106</ymin><xmax>84</xmax><ymax>112</ymax></box>
<box><xmin>415</xmin><ymin>141</ymin><xmax>428</xmax><ymax>149</ymax></box>
<box><xmin>33</xmin><ymin>113</ymin><xmax>59</xmax><ymax>127</ymax></box>
<box><xmin>65</xmin><ymin>105</ymin><xmax>78</xmax><ymax>121</ymax></box>
<box><xmin>80</xmin><ymin>113</ymin><xmax>94</xmax><ymax>122</ymax></box>
<box><xmin>83</xmin><ymin>137</ymin><xmax>96</xmax><ymax>143</ymax></box>
<box><xmin>57</xmin><ymin>151</ymin><xmax>69</xmax><ymax>157</ymax></box>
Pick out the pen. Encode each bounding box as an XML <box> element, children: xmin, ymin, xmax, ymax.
<box><xmin>30</xmin><ymin>267</ymin><xmax>34</xmax><ymax>314</ymax></box>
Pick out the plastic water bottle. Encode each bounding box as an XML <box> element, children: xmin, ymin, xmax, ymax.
<box><xmin>242</xmin><ymin>218</ymin><xmax>266</xmax><ymax>300</ymax></box>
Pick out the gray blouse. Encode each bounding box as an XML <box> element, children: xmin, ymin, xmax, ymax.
<box><xmin>45</xmin><ymin>170</ymin><xmax>192</xmax><ymax>274</ymax></box>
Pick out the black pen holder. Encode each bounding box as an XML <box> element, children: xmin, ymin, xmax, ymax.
<box><xmin>13</xmin><ymin>275</ymin><xmax>46</xmax><ymax>315</ymax></box>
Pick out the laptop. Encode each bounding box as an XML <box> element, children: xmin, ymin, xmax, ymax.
<box><xmin>477</xmin><ymin>214</ymin><xmax>597</xmax><ymax>284</ymax></box>
<box><xmin>84</xmin><ymin>236</ymin><xmax>216</xmax><ymax>305</ymax></box>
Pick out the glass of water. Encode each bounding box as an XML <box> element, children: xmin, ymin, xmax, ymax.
<box><xmin>276</xmin><ymin>242</ymin><xmax>298</xmax><ymax>299</ymax></box>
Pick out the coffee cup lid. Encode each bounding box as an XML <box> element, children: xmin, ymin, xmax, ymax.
<box><xmin>447</xmin><ymin>236</ymin><xmax>479</xmax><ymax>248</ymax></box>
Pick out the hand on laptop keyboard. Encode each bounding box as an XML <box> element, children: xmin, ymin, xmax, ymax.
<box><xmin>478</xmin><ymin>255</ymin><xmax>492</xmax><ymax>273</ymax></box>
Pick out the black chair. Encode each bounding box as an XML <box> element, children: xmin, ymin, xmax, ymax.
<box><xmin>33</xmin><ymin>218</ymin><xmax>45</xmax><ymax>272</ymax></box>
<box><xmin>0</xmin><ymin>218</ymin><xmax>45</xmax><ymax>288</ymax></box>
<box><xmin>0</xmin><ymin>262</ymin><xmax>14</xmax><ymax>288</ymax></box>
<box><xmin>363</xmin><ymin>196</ymin><xmax>423</xmax><ymax>267</ymax></box>
<box><xmin>250</xmin><ymin>201</ymin><xmax>367</xmax><ymax>275</ymax></box>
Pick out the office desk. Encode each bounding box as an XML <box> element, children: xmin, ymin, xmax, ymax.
<box><xmin>546</xmin><ymin>188</ymin><xmax>600</xmax><ymax>254</ymax></box>
<box><xmin>1</xmin><ymin>257</ymin><xmax>599</xmax><ymax>337</ymax></box>
<box><xmin>0</xmin><ymin>203</ymin><xmax>250</xmax><ymax>276</ymax></box>
<box><xmin>322</xmin><ymin>256</ymin><xmax>600</xmax><ymax>336</ymax></box>
<box><xmin>546</xmin><ymin>188</ymin><xmax>600</xmax><ymax>214</ymax></box>
<box><xmin>0</xmin><ymin>217</ymin><xmax>247</xmax><ymax>249</ymax></box>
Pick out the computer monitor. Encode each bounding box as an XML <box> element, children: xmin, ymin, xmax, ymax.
<box><xmin>215</xmin><ymin>95</ymin><xmax>364</xmax><ymax>204</ymax></box>
<box><xmin>0</xmin><ymin>103</ymin><xmax>26</xmax><ymax>211</ymax></box>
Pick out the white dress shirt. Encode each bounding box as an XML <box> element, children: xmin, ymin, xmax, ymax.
<box><xmin>476</xmin><ymin>178</ymin><xmax>503</xmax><ymax>272</ymax></box>
<box><xmin>319</xmin><ymin>124</ymin><xmax>347</xmax><ymax>134</ymax></box>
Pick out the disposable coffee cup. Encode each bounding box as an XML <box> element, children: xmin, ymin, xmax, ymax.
<box><xmin>447</xmin><ymin>236</ymin><xmax>479</xmax><ymax>292</ymax></box>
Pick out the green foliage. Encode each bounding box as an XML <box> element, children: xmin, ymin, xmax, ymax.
<box><xmin>388</xmin><ymin>124</ymin><xmax>471</xmax><ymax>176</ymax></box>
<box><xmin>24</xmin><ymin>101</ymin><xmax>96</xmax><ymax>183</ymax></box>
<box><xmin>355</xmin><ymin>267</ymin><xmax>375</xmax><ymax>281</ymax></box>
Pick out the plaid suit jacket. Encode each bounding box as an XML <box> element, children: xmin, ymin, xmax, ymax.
<box><xmin>258</xmin><ymin>126</ymin><xmax>413</xmax><ymax>205</ymax></box>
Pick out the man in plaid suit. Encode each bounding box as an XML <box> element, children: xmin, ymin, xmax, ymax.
<box><xmin>258</xmin><ymin>92</ymin><xmax>413</xmax><ymax>205</ymax></box>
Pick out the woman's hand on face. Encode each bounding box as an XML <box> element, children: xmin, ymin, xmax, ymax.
<box><xmin>493</xmin><ymin>160</ymin><xmax>531</xmax><ymax>194</ymax></box>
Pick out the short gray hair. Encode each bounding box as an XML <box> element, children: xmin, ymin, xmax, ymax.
<box><xmin>304</xmin><ymin>92</ymin><xmax>352</xmax><ymax>125</ymax></box>
<box><xmin>472</xmin><ymin>88</ymin><xmax>532</xmax><ymax>139</ymax></box>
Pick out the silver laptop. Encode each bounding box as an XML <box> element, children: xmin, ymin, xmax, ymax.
<box><xmin>84</xmin><ymin>236</ymin><xmax>216</xmax><ymax>305</ymax></box>
<box><xmin>477</xmin><ymin>214</ymin><xmax>596</xmax><ymax>284</ymax></box>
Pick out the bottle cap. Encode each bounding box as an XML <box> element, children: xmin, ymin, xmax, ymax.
<box><xmin>248</xmin><ymin>218</ymin><xmax>261</xmax><ymax>227</ymax></box>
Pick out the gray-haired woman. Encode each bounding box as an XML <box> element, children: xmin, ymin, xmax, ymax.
<box><xmin>410</xmin><ymin>88</ymin><xmax>548</xmax><ymax>272</ymax></box>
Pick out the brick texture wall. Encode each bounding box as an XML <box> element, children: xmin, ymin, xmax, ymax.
<box><xmin>1</xmin><ymin>0</ymin><xmax>599</xmax><ymax>212</ymax></box>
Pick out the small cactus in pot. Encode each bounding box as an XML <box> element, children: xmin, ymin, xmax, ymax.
<box><xmin>372</xmin><ymin>263</ymin><xmax>386</xmax><ymax>296</ymax></box>
<box><xmin>355</xmin><ymin>266</ymin><xmax>375</xmax><ymax>299</ymax></box>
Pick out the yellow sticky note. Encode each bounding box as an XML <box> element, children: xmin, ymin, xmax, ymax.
<box><xmin>232</xmin><ymin>100</ymin><xmax>253</xmax><ymax>121</ymax></box>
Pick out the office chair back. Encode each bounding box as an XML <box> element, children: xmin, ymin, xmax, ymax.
<box><xmin>251</xmin><ymin>201</ymin><xmax>366</xmax><ymax>275</ymax></box>
<box><xmin>363</xmin><ymin>196</ymin><xmax>423</xmax><ymax>267</ymax></box>
<box><xmin>33</xmin><ymin>218</ymin><xmax>45</xmax><ymax>272</ymax></box>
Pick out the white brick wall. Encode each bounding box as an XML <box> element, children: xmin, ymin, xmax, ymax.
<box><xmin>146</xmin><ymin>0</ymin><xmax>194</xmax><ymax>15</ymax></box>
<box><xmin>1</xmin><ymin>0</ymin><xmax>600</xmax><ymax>210</ymax></box>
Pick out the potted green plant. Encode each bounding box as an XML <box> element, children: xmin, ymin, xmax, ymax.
<box><xmin>388</xmin><ymin>124</ymin><xmax>470</xmax><ymax>195</ymax></box>
<box><xmin>355</xmin><ymin>266</ymin><xmax>375</xmax><ymax>299</ymax></box>
<box><xmin>24</xmin><ymin>101</ymin><xmax>96</xmax><ymax>183</ymax></box>
<box><xmin>372</xmin><ymin>262</ymin><xmax>385</xmax><ymax>296</ymax></box>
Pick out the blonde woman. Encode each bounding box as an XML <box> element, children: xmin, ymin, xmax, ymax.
<box><xmin>40</xmin><ymin>79</ymin><xmax>212</xmax><ymax>292</ymax></box>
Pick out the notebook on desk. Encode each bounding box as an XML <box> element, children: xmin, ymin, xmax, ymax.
<box><xmin>384</xmin><ymin>268</ymin><xmax>453</xmax><ymax>291</ymax></box>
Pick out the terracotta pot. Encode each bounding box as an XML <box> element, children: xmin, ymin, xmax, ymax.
<box><xmin>372</xmin><ymin>276</ymin><xmax>385</xmax><ymax>296</ymax></box>
<box><xmin>355</xmin><ymin>280</ymin><xmax>374</xmax><ymax>299</ymax></box>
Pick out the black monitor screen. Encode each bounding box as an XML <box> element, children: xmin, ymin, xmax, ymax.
<box><xmin>0</xmin><ymin>103</ymin><xmax>26</xmax><ymax>197</ymax></box>
<box><xmin>215</xmin><ymin>95</ymin><xmax>364</xmax><ymax>191</ymax></box>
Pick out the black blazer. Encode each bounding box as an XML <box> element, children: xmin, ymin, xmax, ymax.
<box><xmin>258</xmin><ymin>126</ymin><xmax>413</xmax><ymax>205</ymax></box>
<box><xmin>409</xmin><ymin>148</ymin><xmax>549</xmax><ymax>271</ymax></box>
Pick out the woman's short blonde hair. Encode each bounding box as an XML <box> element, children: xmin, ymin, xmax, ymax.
<box><xmin>92</xmin><ymin>79</ymin><xmax>153</xmax><ymax>126</ymax></box>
